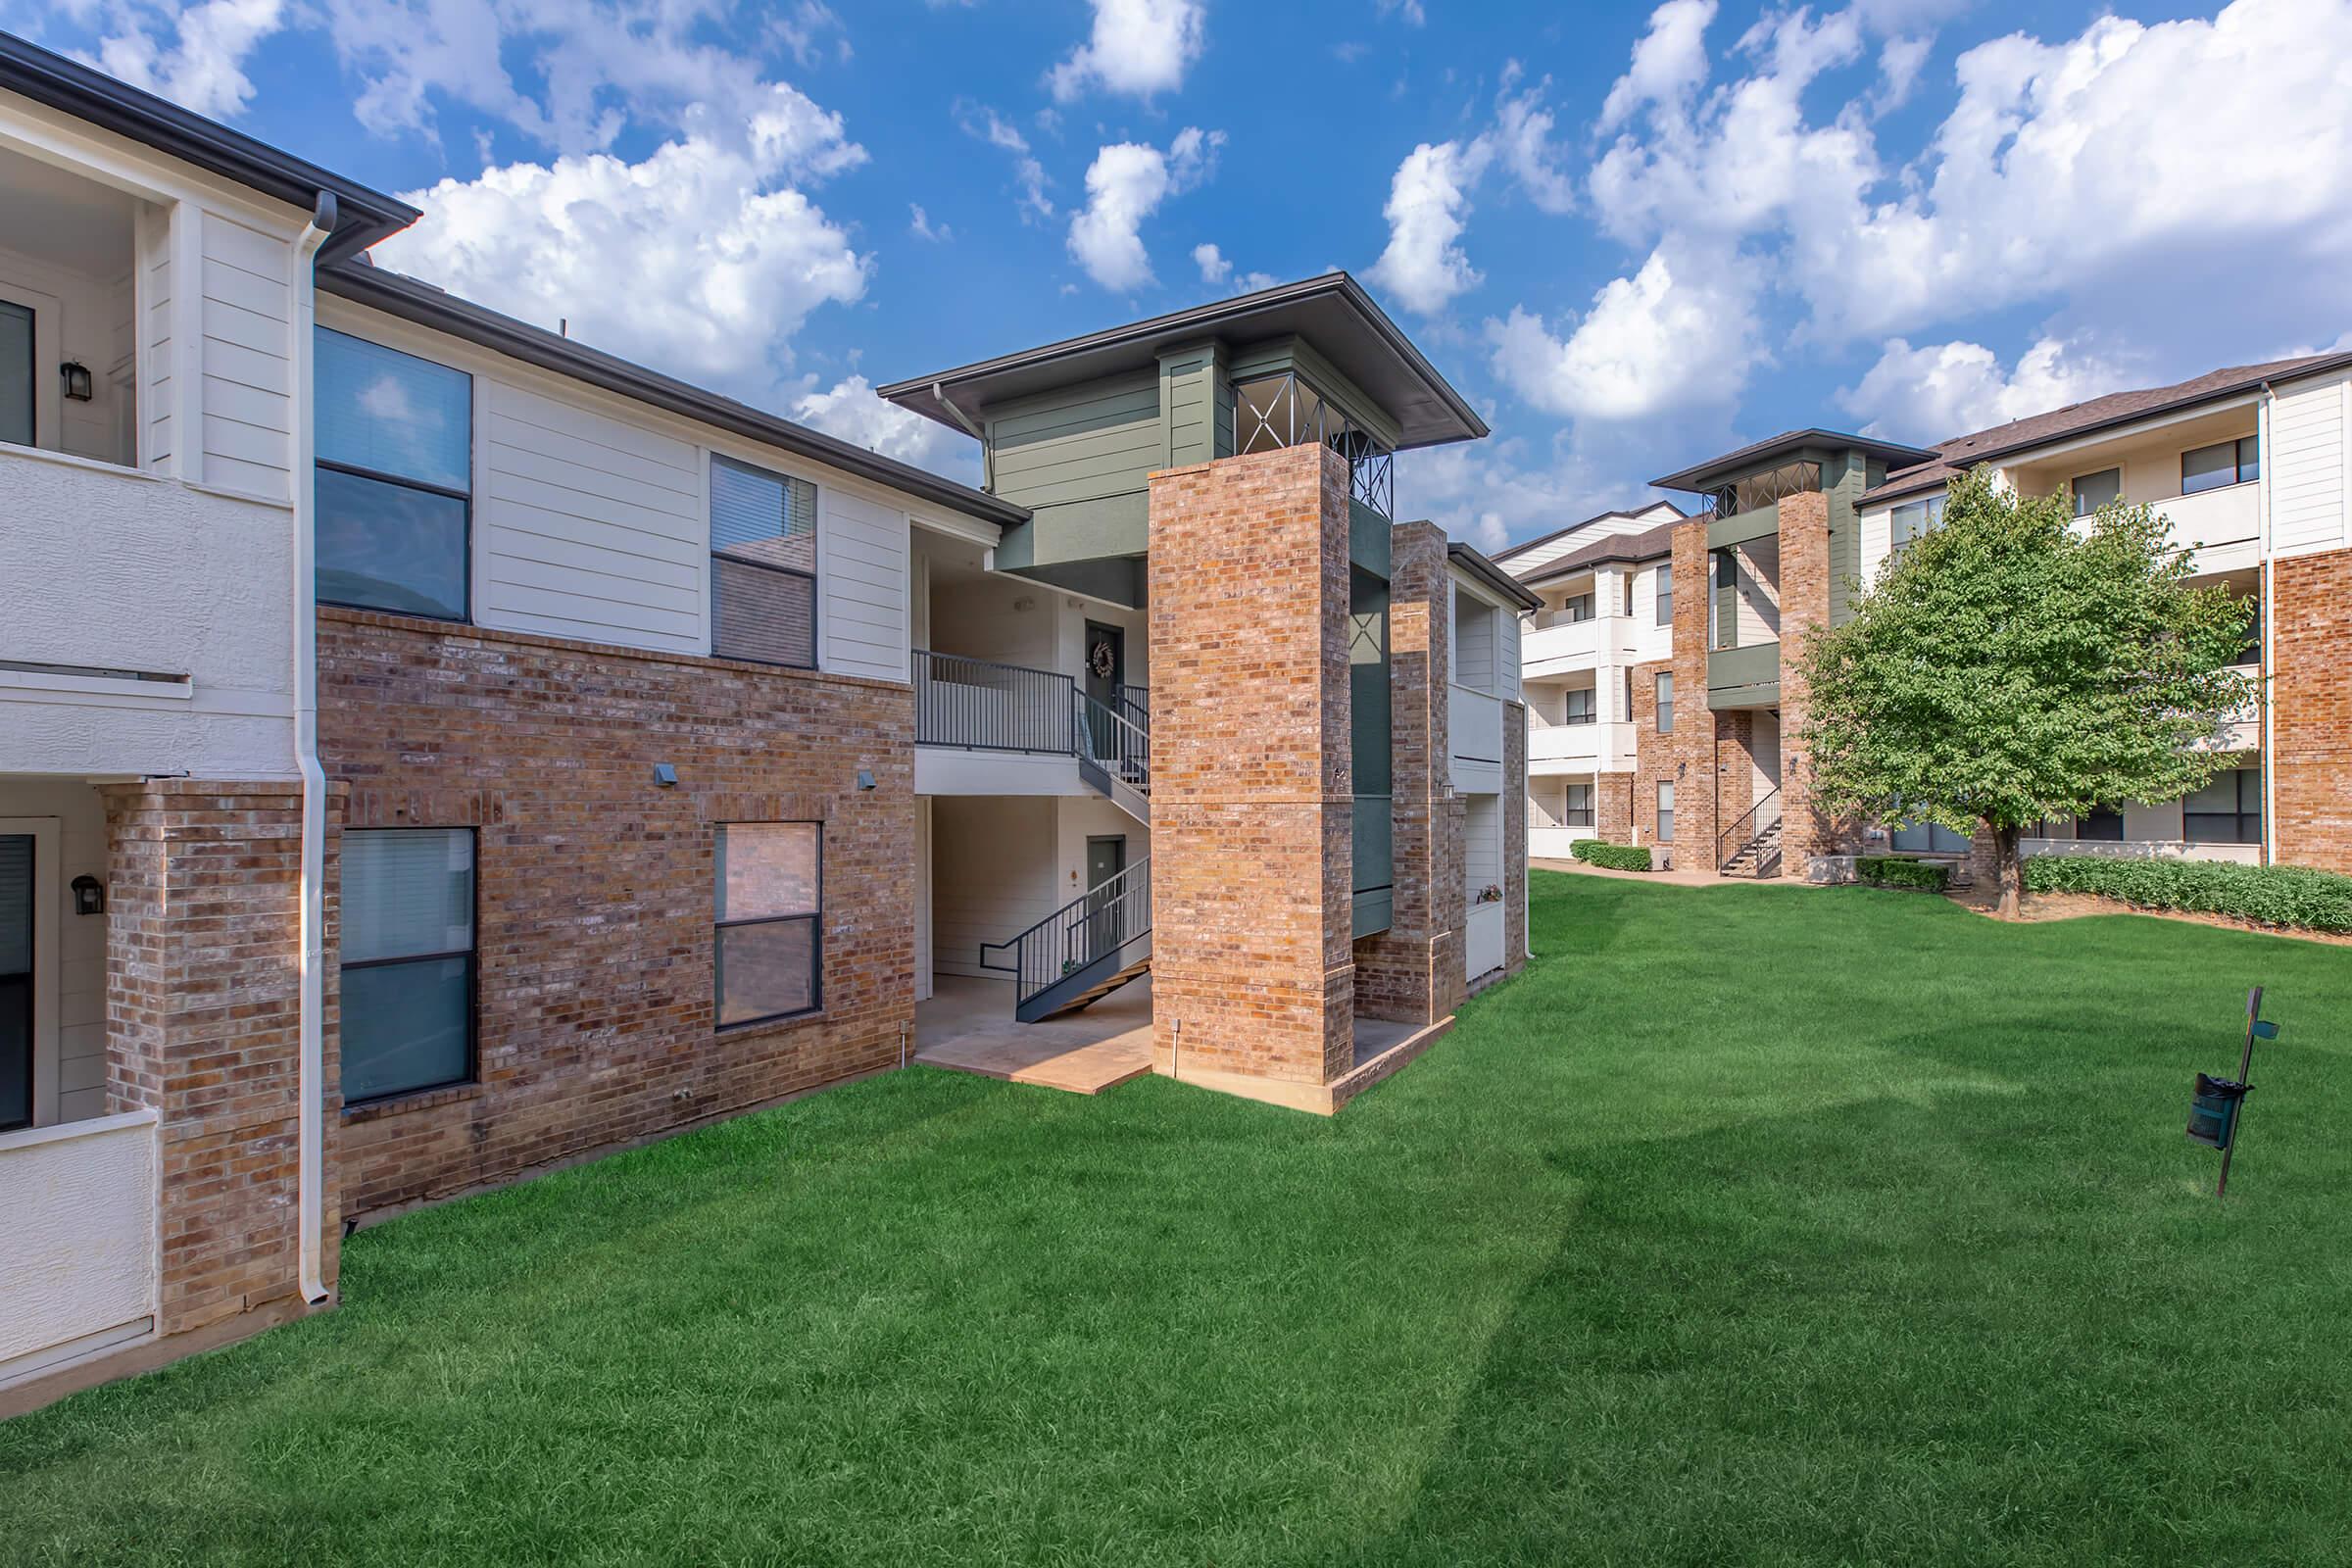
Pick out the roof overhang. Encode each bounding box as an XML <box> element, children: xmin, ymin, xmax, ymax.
<box><xmin>323</xmin><ymin>263</ymin><xmax>1030</xmax><ymax>528</ymax></box>
<box><xmin>876</xmin><ymin>271</ymin><xmax>1489</xmax><ymax>452</ymax></box>
<box><xmin>1448</xmin><ymin>542</ymin><xmax>1544</xmax><ymax>612</ymax></box>
<box><xmin>0</xmin><ymin>33</ymin><xmax>418</xmax><ymax>266</ymax></box>
<box><xmin>1650</xmin><ymin>428</ymin><xmax>1939</xmax><ymax>494</ymax></box>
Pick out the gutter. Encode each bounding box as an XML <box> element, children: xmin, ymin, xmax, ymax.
<box><xmin>291</xmin><ymin>193</ymin><xmax>335</xmax><ymax>1306</ymax></box>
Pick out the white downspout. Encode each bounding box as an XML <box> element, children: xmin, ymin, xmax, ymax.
<box><xmin>292</xmin><ymin>193</ymin><xmax>335</xmax><ymax>1306</ymax></box>
<box><xmin>2258</xmin><ymin>384</ymin><xmax>2277</xmax><ymax>868</ymax></box>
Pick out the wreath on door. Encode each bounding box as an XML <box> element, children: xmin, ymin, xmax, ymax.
<box><xmin>1089</xmin><ymin>639</ymin><xmax>1116</xmax><ymax>680</ymax></box>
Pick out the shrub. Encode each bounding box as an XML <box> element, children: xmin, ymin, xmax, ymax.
<box><xmin>1571</xmin><ymin>840</ymin><xmax>1652</xmax><ymax>872</ymax></box>
<box><xmin>1856</xmin><ymin>856</ymin><xmax>1951</xmax><ymax>893</ymax></box>
<box><xmin>2023</xmin><ymin>854</ymin><xmax>2352</xmax><ymax>933</ymax></box>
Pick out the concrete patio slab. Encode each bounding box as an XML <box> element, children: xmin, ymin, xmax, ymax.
<box><xmin>914</xmin><ymin>975</ymin><xmax>1154</xmax><ymax>1095</ymax></box>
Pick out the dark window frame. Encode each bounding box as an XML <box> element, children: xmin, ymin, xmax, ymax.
<box><xmin>339</xmin><ymin>826</ymin><xmax>478</xmax><ymax>1107</ymax></box>
<box><xmin>2180</xmin><ymin>435</ymin><xmax>2260</xmax><ymax>496</ymax></box>
<box><xmin>713</xmin><ymin>822</ymin><xmax>825</xmax><ymax>1031</ymax></box>
<box><xmin>2072</xmin><ymin>467</ymin><xmax>2122</xmax><ymax>518</ymax></box>
<box><xmin>2184</xmin><ymin>767</ymin><xmax>2263</xmax><ymax>846</ymax></box>
<box><xmin>1655</xmin><ymin>670</ymin><xmax>1675</xmax><ymax>735</ymax></box>
<box><xmin>1656</xmin><ymin>780</ymin><xmax>1676</xmax><ymax>843</ymax></box>
<box><xmin>1562</xmin><ymin>685</ymin><xmax>1596</xmax><ymax>725</ymax></box>
<box><xmin>1559</xmin><ymin>591</ymin><xmax>1594</xmax><ymax>624</ymax></box>
<box><xmin>1655</xmin><ymin>564</ymin><xmax>1672</xmax><ymax>626</ymax></box>
<box><xmin>313</xmin><ymin>329</ymin><xmax>475</xmax><ymax>623</ymax></box>
<box><xmin>710</xmin><ymin>453</ymin><xmax>821</xmax><ymax>671</ymax></box>
<box><xmin>1563</xmin><ymin>781</ymin><xmax>1595</xmax><ymax>829</ymax></box>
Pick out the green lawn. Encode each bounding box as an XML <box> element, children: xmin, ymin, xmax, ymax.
<box><xmin>9</xmin><ymin>872</ymin><xmax>2352</xmax><ymax>1566</ymax></box>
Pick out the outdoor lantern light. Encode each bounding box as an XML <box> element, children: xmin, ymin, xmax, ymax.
<box><xmin>60</xmin><ymin>362</ymin><xmax>93</xmax><ymax>402</ymax></box>
<box><xmin>71</xmin><ymin>874</ymin><xmax>104</xmax><ymax>916</ymax></box>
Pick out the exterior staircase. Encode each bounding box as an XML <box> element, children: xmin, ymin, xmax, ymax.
<box><xmin>980</xmin><ymin>857</ymin><xmax>1152</xmax><ymax>1022</ymax></box>
<box><xmin>1074</xmin><ymin>688</ymin><xmax>1150</xmax><ymax>824</ymax></box>
<box><xmin>1718</xmin><ymin>817</ymin><xmax>1784</xmax><ymax>878</ymax></box>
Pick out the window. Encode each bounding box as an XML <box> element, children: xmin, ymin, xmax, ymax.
<box><xmin>0</xmin><ymin>298</ymin><xmax>31</xmax><ymax>448</ymax></box>
<box><xmin>1563</xmin><ymin>686</ymin><xmax>1595</xmax><ymax>725</ymax></box>
<box><xmin>711</xmin><ymin>456</ymin><xmax>818</xmax><ymax>667</ymax></box>
<box><xmin>1559</xmin><ymin>592</ymin><xmax>1594</xmax><ymax>623</ymax></box>
<box><xmin>1564</xmin><ymin>782</ymin><xmax>1594</xmax><ymax>828</ymax></box>
<box><xmin>2072</xmin><ymin>467</ymin><xmax>2122</xmax><ymax>518</ymax></box>
<box><xmin>2181</xmin><ymin>436</ymin><xmax>2259</xmax><ymax>495</ymax></box>
<box><xmin>2080</xmin><ymin>807</ymin><xmax>2127</xmax><ymax>842</ymax></box>
<box><xmin>715</xmin><ymin>823</ymin><xmax>821</xmax><ymax>1027</ymax></box>
<box><xmin>1891</xmin><ymin>812</ymin><xmax>1970</xmax><ymax>855</ymax></box>
<box><xmin>1654</xmin><ymin>670</ymin><xmax>1674</xmax><ymax>734</ymax></box>
<box><xmin>1623</xmin><ymin>575</ymin><xmax>1635</xmax><ymax>617</ymax></box>
<box><xmin>1655</xmin><ymin>781</ymin><xmax>1675</xmax><ymax>843</ymax></box>
<box><xmin>2185</xmin><ymin>767</ymin><xmax>2262</xmax><ymax>844</ymax></box>
<box><xmin>1655</xmin><ymin>564</ymin><xmax>1673</xmax><ymax>626</ymax></box>
<box><xmin>1624</xmin><ymin>668</ymin><xmax>1635</xmax><ymax>723</ymax></box>
<box><xmin>2239</xmin><ymin>595</ymin><xmax>2262</xmax><ymax>666</ymax></box>
<box><xmin>1889</xmin><ymin>493</ymin><xmax>1945</xmax><ymax>554</ymax></box>
<box><xmin>341</xmin><ymin>829</ymin><xmax>474</xmax><ymax>1103</ymax></box>
<box><xmin>315</xmin><ymin>328</ymin><xmax>472</xmax><ymax>620</ymax></box>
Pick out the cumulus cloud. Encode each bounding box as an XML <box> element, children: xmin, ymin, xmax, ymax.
<box><xmin>1066</xmin><ymin>126</ymin><xmax>1221</xmax><ymax>291</ymax></box>
<box><xmin>1367</xmin><ymin>139</ymin><xmax>1494</xmax><ymax>316</ymax></box>
<box><xmin>956</xmin><ymin>101</ymin><xmax>1054</xmax><ymax>220</ymax></box>
<box><xmin>792</xmin><ymin>375</ymin><xmax>977</xmax><ymax>479</ymax></box>
<box><xmin>1837</xmin><ymin>336</ymin><xmax>2134</xmax><ymax>444</ymax></box>
<box><xmin>1488</xmin><ymin>248</ymin><xmax>1759</xmax><ymax>421</ymax></box>
<box><xmin>375</xmin><ymin>83</ymin><xmax>868</xmax><ymax>404</ymax></box>
<box><xmin>1492</xmin><ymin>69</ymin><xmax>1577</xmax><ymax>216</ymax></box>
<box><xmin>88</xmin><ymin>0</ymin><xmax>287</xmax><ymax>120</ymax></box>
<box><xmin>1598</xmin><ymin>0</ymin><xmax>1716</xmax><ymax>131</ymax></box>
<box><xmin>1192</xmin><ymin>242</ymin><xmax>1230</xmax><ymax>284</ymax></box>
<box><xmin>1047</xmin><ymin>0</ymin><xmax>1205</xmax><ymax>103</ymax></box>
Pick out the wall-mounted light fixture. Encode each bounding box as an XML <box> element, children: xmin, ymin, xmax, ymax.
<box><xmin>652</xmin><ymin>762</ymin><xmax>678</xmax><ymax>788</ymax></box>
<box><xmin>71</xmin><ymin>874</ymin><xmax>105</xmax><ymax>916</ymax></box>
<box><xmin>60</xmin><ymin>362</ymin><xmax>93</xmax><ymax>402</ymax></box>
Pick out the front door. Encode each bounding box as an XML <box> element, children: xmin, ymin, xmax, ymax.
<box><xmin>0</xmin><ymin>831</ymin><xmax>35</xmax><ymax>1131</ymax></box>
<box><xmin>1084</xmin><ymin>835</ymin><xmax>1127</xmax><ymax>958</ymax></box>
<box><xmin>1084</xmin><ymin>621</ymin><xmax>1124</xmax><ymax>759</ymax></box>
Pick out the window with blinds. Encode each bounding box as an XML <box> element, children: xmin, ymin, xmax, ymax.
<box><xmin>315</xmin><ymin>329</ymin><xmax>473</xmax><ymax>620</ymax></box>
<box><xmin>714</xmin><ymin>823</ymin><xmax>821</xmax><ymax>1027</ymax></box>
<box><xmin>710</xmin><ymin>455</ymin><xmax>818</xmax><ymax>667</ymax></box>
<box><xmin>341</xmin><ymin>829</ymin><xmax>475</xmax><ymax>1103</ymax></box>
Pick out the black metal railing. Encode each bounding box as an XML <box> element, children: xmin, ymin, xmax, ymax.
<box><xmin>980</xmin><ymin>857</ymin><xmax>1152</xmax><ymax>1009</ymax></box>
<box><xmin>1114</xmin><ymin>681</ymin><xmax>1150</xmax><ymax>730</ymax></box>
<box><xmin>913</xmin><ymin>650</ymin><xmax>1077</xmax><ymax>753</ymax></box>
<box><xmin>1074</xmin><ymin>688</ymin><xmax>1151</xmax><ymax>798</ymax></box>
<box><xmin>1715</xmin><ymin>786</ymin><xmax>1783</xmax><ymax>875</ymax></box>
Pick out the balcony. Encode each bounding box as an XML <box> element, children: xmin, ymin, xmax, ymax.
<box><xmin>1528</xmin><ymin>719</ymin><xmax>1636</xmax><ymax>772</ymax></box>
<box><xmin>1706</xmin><ymin>641</ymin><xmax>1780</xmax><ymax>710</ymax></box>
<box><xmin>2155</xmin><ymin>482</ymin><xmax>2262</xmax><ymax>571</ymax></box>
<box><xmin>1449</xmin><ymin>684</ymin><xmax>1504</xmax><ymax>795</ymax></box>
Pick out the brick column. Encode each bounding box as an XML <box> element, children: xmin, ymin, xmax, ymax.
<box><xmin>1354</xmin><ymin>520</ymin><xmax>1461</xmax><ymax>1024</ymax></box>
<box><xmin>1667</xmin><ymin>519</ymin><xmax>1719</xmax><ymax>866</ymax></box>
<box><xmin>2272</xmin><ymin>546</ymin><xmax>2352</xmax><ymax>871</ymax></box>
<box><xmin>103</xmin><ymin>780</ymin><xmax>339</xmax><ymax>1337</ymax></box>
<box><xmin>1148</xmin><ymin>443</ymin><xmax>1355</xmax><ymax>1085</ymax></box>
<box><xmin>1775</xmin><ymin>490</ymin><xmax>1844</xmax><ymax>872</ymax></box>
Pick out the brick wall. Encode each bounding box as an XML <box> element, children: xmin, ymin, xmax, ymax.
<box><xmin>1147</xmin><ymin>444</ymin><xmax>1355</xmax><ymax>1085</ymax></box>
<box><xmin>1594</xmin><ymin>770</ymin><xmax>1635</xmax><ymax>844</ymax></box>
<box><xmin>1775</xmin><ymin>490</ymin><xmax>1844</xmax><ymax>871</ymax></box>
<box><xmin>1667</xmin><ymin>520</ymin><xmax>1718</xmax><ymax>865</ymax></box>
<box><xmin>1626</xmin><ymin>656</ymin><xmax>1674</xmax><ymax>846</ymax></box>
<box><xmin>317</xmin><ymin>609</ymin><xmax>914</xmax><ymax>1217</ymax></box>
<box><xmin>102</xmin><ymin>779</ymin><xmax>340</xmax><ymax>1335</ymax></box>
<box><xmin>2272</xmin><ymin>546</ymin><xmax>2352</xmax><ymax>872</ymax></box>
<box><xmin>1355</xmin><ymin>520</ymin><xmax>1463</xmax><ymax>1024</ymax></box>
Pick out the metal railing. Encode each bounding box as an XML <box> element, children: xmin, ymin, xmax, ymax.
<box><xmin>980</xmin><ymin>857</ymin><xmax>1152</xmax><ymax>1009</ymax></box>
<box><xmin>913</xmin><ymin>650</ymin><xmax>1077</xmax><ymax>753</ymax></box>
<box><xmin>1074</xmin><ymin>688</ymin><xmax>1151</xmax><ymax>797</ymax></box>
<box><xmin>1715</xmin><ymin>786</ymin><xmax>1783</xmax><ymax>875</ymax></box>
<box><xmin>1114</xmin><ymin>681</ymin><xmax>1150</xmax><ymax>730</ymax></box>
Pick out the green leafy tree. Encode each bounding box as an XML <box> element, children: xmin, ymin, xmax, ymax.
<box><xmin>1797</xmin><ymin>468</ymin><xmax>2253</xmax><ymax>917</ymax></box>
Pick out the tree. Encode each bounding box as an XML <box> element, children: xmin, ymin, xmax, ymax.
<box><xmin>1797</xmin><ymin>468</ymin><xmax>2253</xmax><ymax>917</ymax></box>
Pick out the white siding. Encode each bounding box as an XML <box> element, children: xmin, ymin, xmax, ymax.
<box><xmin>1455</xmin><ymin>588</ymin><xmax>1496</xmax><ymax>692</ymax></box>
<box><xmin>1858</xmin><ymin>505</ymin><xmax>1893</xmax><ymax>583</ymax></box>
<box><xmin>476</xmin><ymin>379</ymin><xmax>706</xmax><ymax>654</ymax></box>
<box><xmin>2270</xmin><ymin>371</ymin><xmax>2350</xmax><ymax>560</ymax></box>
<box><xmin>821</xmin><ymin>486</ymin><xmax>911</xmax><ymax>682</ymax></box>
<box><xmin>930</xmin><ymin>796</ymin><xmax>1060</xmax><ymax>978</ymax></box>
<box><xmin>196</xmin><ymin>212</ymin><xmax>293</xmax><ymax>499</ymax></box>
<box><xmin>135</xmin><ymin>205</ymin><xmax>172</xmax><ymax>474</ymax></box>
<box><xmin>1496</xmin><ymin>611</ymin><xmax>1522</xmax><ymax>704</ymax></box>
<box><xmin>0</xmin><ymin>1110</ymin><xmax>159</xmax><ymax>1384</ymax></box>
<box><xmin>0</xmin><ymin>243</ymin><xmax>134</xmax><ymax>466</ymax></box>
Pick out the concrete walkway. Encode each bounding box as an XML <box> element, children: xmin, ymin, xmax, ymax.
<box><xmin>1532</xmin><ymin>857</ymin><xmax>1823</xmax><ymax>889</ymax></box>
<box><xmin>915</xmin><ymin>974</ymin><xmax>1155</xmax><ymax>1094</ymax></box>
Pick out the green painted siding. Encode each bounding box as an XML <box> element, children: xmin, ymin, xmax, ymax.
<box><xmin>1213</xmin><ymin>373</ymin><xmax>1235</xmax><ymax>458</ymax></box>
<box><xmin>985</xmin><ymin>369</ymin><xmax>1159</xmax><ymax>568</ymax></box>
<box><xmin>1824</xmin><ymin>449</ymin><xmax>1870</xmax><ymax>626</ymax></box>
<box><xmin>1707</xmin><ymin>641</ymin><xmax>1780</xmax><ymax>709</ymax></box>
<box><xmin>1157</xmin><ymin>341</ymin><xmax>1223</xmax><ymax>469</ymax></box>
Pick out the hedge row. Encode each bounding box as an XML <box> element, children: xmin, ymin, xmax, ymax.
<box><xmin>1571</xmin><ymin>839</ymin><xmax>1653</xmax><ymax>872</ymax></box>
<box><xmin>1857</xmin><ymin>856</ymin><xmax>1951</xmax><ymax>893</ymax></box>
<box><xmin>2022</xmin><ymin>854</ymin><xmax>2352</xmax><ymax>934</ymax></box>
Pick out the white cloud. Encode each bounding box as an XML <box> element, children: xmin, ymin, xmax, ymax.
<box><xmin>1066</xmin><ymin>126</ymin><xmax>1221</xmax><ymax>292</ymax></box>
<box><xmin>1599</xmin><ymin>0</ymin><xmax>1716</xmax><ymax>132</ymax></box>
<box><xmin>1192</xmin><ymin>242</ymin><xmax>1230</xmax><ymax>284</ymax></box>
<box><xmin>1367</xmin><ymin>139</ymin><xmax>1494</xmax><ymax>316</ymax></box>
<box><xmin>956</xmin><ymin>101</ymin><xmax>1054</xmax><ymax>220</ymax></box>
<box><xmin>1837</xmin><ymin>336</ymin><xmax>2133</xmax><ymax>444</ymax></box>
<box><xmin>909</xmin><ymin>204</ymin><xmax>951</xmax><ymax>242</ymax></box>
<box><xmin>792</xmin><ymin>375</ymin><xmax>976</xmax><ymax>479</ymax></box>
<box><xmin>1378</xmin><ymin>0</ymin><xmax>1427</xmax><ymax>24</ymax></box>
<box><xmin>1488</xmin><ymin>248</ymin><xmax>1758</xmax><ymax>421</ymax></box>
<box><xmin>89</xmin><ymin>0</ymin><xmax>287</xmax><ymax>120</ymax></box>
<box><xmin>1047</xmin><ymin>0</ymin><xmax>1205</xmax><ymax>103</ymax></box>
<box><xmin>772</xmin><ymin>1</ymin><xmax>851</xmax><ymax>68</ymax></box>
<box><xmin>1492</xmin><ymin>70</ymin><xmax>1577</xmax><ymax>216</ymax></box>
<box><xmin>374</xmin><ymin>83</ymin><xmax>868</xmax><ymax>405</ymax></box>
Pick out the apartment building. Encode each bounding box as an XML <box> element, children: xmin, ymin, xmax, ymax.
<box><xmin>1508</xmin><ymin>359</ymin><xmax>2352</xmax><ymax>878</ymax></box>
<box><xmin>0</xmin><ymin>35</ymin><xmax>1530</xmax><ymax>1403</ymax></box>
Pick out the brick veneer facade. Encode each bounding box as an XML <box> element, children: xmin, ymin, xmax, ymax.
<box><xmin>1773</xmin><ymin>490</ymin><xmax>1851</xmax><ymax>870</ymax></box>
<box><xmin>317</xmin><ymin>609</ymin><xmax>913</xmax><ymax>1217</ymax></box>
<box><xmin>1667</xmin><ymin>520</ymin><xmax>1719</xmax><ymax>866</ymax></box>
<box><xmin>2270</xmin><ymin>546</ymin><xmax>2352</xmax><ymax>872</ymax></box>
<box><xmin>1355</xmin><ymin>520</ymin><xmax>1464</xmax><ymax>1024</ymax></box>
<box><xmin>102</xmin><ymin>780</ymin><xmax>341</xmax><ymax>1335</ymax></box>
<box><xmin>1146</xmin><ymin>444</ymin><xmax>1356</xmax><ymax>1085</ymax></box>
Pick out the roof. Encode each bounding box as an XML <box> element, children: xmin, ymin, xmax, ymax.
<box><xmin>1650</xmin><ymin>428</ymin><xmax>1939</xmax><ymax>494</ymax></box>
<box><xmin>875</xmin><ymin>271</ymin><xmax>1489</xmax><ymax>452</ymax></box>
<box><xmin>1490</xmin><ymin>502</ymin><xmax>1686</xmax><ymax>566</ymax></box>
<box><xmin>1446</xmin><ymin>541</ymin><xmax>1544</xmax><ymax>612</ymax></box>
<box><xmin>323</xmin><ymin>262</ymin><xmax>1030</xmax><ymax>528</ymax></box>
<box><xmin>1519</xmin><ymin>519</ymin><xmax>1683</xmax><ymax>586</ymax></box>
<box><xmin>0</xmin><ymin>32</ymin><xmax>418</xmax><ymax>266</ymax></box>
<box><xmin>1862</xmin><ymin>351</ymin><xmax>2352</xmax><ymax>506</ymax></box>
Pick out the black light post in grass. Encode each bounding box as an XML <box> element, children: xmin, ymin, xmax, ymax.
<box><xmin>2186</xmin><ymin>986</ymin><xmax>2278</xmax><ymax>1200</ymax></box>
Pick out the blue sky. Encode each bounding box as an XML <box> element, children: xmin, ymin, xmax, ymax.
<box><xmin>18</xmin><ymin>0</ymin><xmax>2351</xmax><ymax>549</ymax></box>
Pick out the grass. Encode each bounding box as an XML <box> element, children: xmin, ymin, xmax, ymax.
<box><xmin>7</xmin><ymin>872</ymin><xmax>2352</xmax><ymax>1566</ymax></box>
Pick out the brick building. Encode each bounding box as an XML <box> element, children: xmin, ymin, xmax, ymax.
<box><xmin>1503</xmin><ymin>360</ymin><xmax>2352</xmax><ymax>879</ymax></box>
<box><xmin>0</xmin><ymin>37</ymin><xmax>1532</xmax><ymax>1406</ymax></box>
